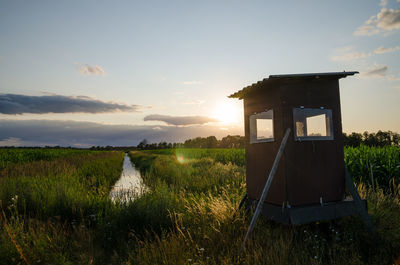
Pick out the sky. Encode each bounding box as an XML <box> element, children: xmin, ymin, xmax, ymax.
<box><xmin>1</xmin><ymin>0</ymin><xmax>400</xmax><ymax>147</ymax></box>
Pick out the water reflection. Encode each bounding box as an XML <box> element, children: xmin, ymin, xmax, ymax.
<box><xmin>110</xmin><ymin>153</ymin><xmax>146</xmax><ymax>202</ymax></box>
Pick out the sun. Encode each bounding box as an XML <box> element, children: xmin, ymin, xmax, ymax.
<box><xmin>212</xmin><ymin>100</ymin><xmax>241</xmax><ymax>124</ymax></box>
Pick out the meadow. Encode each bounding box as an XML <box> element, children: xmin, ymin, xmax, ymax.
<box><xmin>0</xmin><ymin>146</ymin><xmax>399</xmax><ymax>264</ymax></box>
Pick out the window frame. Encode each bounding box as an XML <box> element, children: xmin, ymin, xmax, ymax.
<box><xmin>249</xmin><ymin>109</ymin><xmax>274</xmax><ymax>144</ymax></box>
<box><xmin>293</xmin><ymin>107</ymin><xmax>334</xmax><ymax>141</ymax></box>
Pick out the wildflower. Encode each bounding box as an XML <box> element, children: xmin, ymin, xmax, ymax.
<box><xmin>199</xmin><ymin>248</ymin><xmax>204</xmax><ymax>251</ymax></box>
<box><xmin>188</xmin><ymin>259</ymin><xmax>192</xmax><ymax>262</ymax></box>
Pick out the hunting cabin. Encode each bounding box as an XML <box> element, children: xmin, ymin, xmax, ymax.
<box><xmin>230</xmin><ymin>71</ymin><xmax>367</xmax><ymax>224</ymax></box>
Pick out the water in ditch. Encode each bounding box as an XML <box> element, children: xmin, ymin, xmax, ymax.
<box><xmin>110</xmin><ymin>153</ymin><xmax>146</xmax><ymax>202</ymax></box>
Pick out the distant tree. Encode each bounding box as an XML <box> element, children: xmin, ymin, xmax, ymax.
<box><xmin>392</xmin><ymin>132</ymin><xmax>400</xmax><ymax>146</ymax></box>
<box><xmin>205</xmin><ymin>136</ymin><xmax>218</xmax><ymax>148</ymax></box>
<box><xmin>137</xmin><ymin>139</ymin><xmax>148</xmax><ymax>149</ymax></box>
<box><xmin>343</xmin><ymin>131</ymin><xmax>400</xmax><ymax>147</ymax></box>
<box><xmin>375</xmin><ymin>130</ymin><xmax>391</xmax><ymax>146</ymax></box>
<box><xmin>343</xmin><ymin>132</ymin><xmax>362</xmax><ymax>147</ymax></box>
<box><xmin>158</xmin><ymin>142</ymin><xmax>168</xmax><ymax>149</ymax></box>
<box><xmin>220</xmin><ymin>135</ymin><xmax>245</xmax><ymax>148</ymax></box>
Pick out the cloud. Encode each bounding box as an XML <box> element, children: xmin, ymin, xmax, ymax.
<box><xmin>331</xmin><ymin>46</ymin><xmax>368</xmax><ymax>61</ymax></box>
<box><xmin>0</xmin><ymin>120</ymin><xmax>243</xmax><ymax>147</ymax></box>
<box><xmin>354</xmin><ymin>15</ymin><xmax>381</xmax><ymax>36</ymax></box>
<box><xmin>331</xmin><ymin>45</ymin><xmax>400</xmax><ymax>61</ymax></box>
<box><xmin>143</xmin><ymin>114</ymin><xmax>217</xmax><ymax>126</ymax></box>
<box><xmin>373</xmin><ymin>45</ymin><xmax>400</xmax><ymax>54</ymax></box>
<box><xmin>376</xmin><ymin>8</ymin><xmax>400</xmax><ymax>30</ymax></box>
<box><xmin>0</xmin><ymin>137</ymin><xmax>26</xmax><ymax>147</ymax></box>
<box><xmin>380</xmin><ymin>0</ymin><xmax>388</xmax><ymax>7</ymax></box>
<box><xmin>361</xmin><ymin>64</ymin><xmax>388</xmax><ymax>78</ymax></box>
<box><xmin>354</xmin><ymin>7</ymin><xmax>400</xmax><ymax>36</ymax></box>
<box><xmin>182</xmin><ymin>81</ymin><xmax>203</xmax><ymax>85</ymax></box>
<box><xmin>79</xmin><ymin>64</ymin><xmax>105</xmax><ymax>76</ymax></box>
<box><xmin>0</xmin><ymin>94</ymin><xmax>140</xmax><ymax>114</ymax></box>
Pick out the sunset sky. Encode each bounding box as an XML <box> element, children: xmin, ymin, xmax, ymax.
<box><xmin>1</xmin><ymin>0</ymin><xmax>400</xmax><ymax>147</ymax></box>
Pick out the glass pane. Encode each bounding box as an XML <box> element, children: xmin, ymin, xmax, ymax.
<box><xmin>257</xmin><ymin>119</ymin><xmax>273</xmax><ymax>139</ymax></box>
<box><xmin>292</xmin><ymin>108</ymin><xmax>333</xmax><ymax>141</ymax></box>
<box><xmin>249</xmin><ymin>109</ymin><xmax>274</xmax><ymax>143</ymax></box>
<box><xmin>306</xmin><ymin>114</ymin><xmax>327</xmax><ymax>136</ymax></box>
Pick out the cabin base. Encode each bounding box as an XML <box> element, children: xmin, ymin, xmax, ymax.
<box><xmin>245</xmin><ymin>197</ymin><xmax>366</xmax><ymax>225</ymax></box>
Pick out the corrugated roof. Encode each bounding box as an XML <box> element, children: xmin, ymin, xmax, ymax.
<box><xmin>229</xmin><ymin>71</ymin><xmax>359</xmax><ymax>99</ymax></box>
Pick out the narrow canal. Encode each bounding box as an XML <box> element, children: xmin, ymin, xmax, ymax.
<box><xmin>110</xmin><ymin>153</ymin><xmax>146</xmax><ymax>202</ymax></box>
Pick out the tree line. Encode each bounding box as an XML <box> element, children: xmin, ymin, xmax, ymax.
<box><xmin>137</xmin><ymin>135</ymin><xmax>245</xmax><ymax>150</ymax></box>
<box><xmin>3</xmin><ymin>131</ymin><xmax>397</xmax><ymax>150</ymax></box>
<box><xmin>137</xmin><ymin>131</ymin><xmax>399</xmax><ymax>150</ymax></box>
<box><xmin>343</xmin><ymin>130</ymin><xmax>400</xmax><ymax>147</ymax></box>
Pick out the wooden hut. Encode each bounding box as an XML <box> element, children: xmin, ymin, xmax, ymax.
<box><xmin>230</xmin><ymin>71</ymin><xmax>366</xmax><ymax>224</ymax></box>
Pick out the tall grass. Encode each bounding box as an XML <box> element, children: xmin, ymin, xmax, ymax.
<box><xmin>0</xmin><ymin>150</ymin><xmax>125</xmax><ymax>264</ymax></box>
<box><xmin>0</xmin><ymin>148</ymin><xmax>94</xmax><ymax>170</ymax></box>
<box><xmin>144</xmin><ymin>148</ymin><xmax>246</xmax><ymax>167</ymax></box>
<box><xmin>0</xmin><ymin>147</ymin><xmax>399</xmax><ymax>264</ymax></box>
<box><xmin>125</xmin><ymin>150</ymin><xmax>400</xmax><ymax>265</ymax></box>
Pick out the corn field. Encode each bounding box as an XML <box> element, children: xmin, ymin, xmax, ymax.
<box><xmin>147</xmin><ymin>146</ymin><xmax>400</xmax><ymax>187</ymax></box>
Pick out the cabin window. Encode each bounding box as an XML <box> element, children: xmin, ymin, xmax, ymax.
<box><xmin>249</xmin><ymin>110</ymin><xmax>274</xmax><ymax>143</ymax></box>
<box><xmin>293</xmin><ymin>108</ymin><xmax>333</xmax><ymax>141</ymax></box>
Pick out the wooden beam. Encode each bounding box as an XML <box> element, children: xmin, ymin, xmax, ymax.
<box><xmin>344</xmin><ymin>168</ymin><xmax>376</xmax><ymax>236</ymax></box>
<box><xmin>241</xmin><ymin>128</ymin><xmax>291</xmax><ymax>250</ymax></box>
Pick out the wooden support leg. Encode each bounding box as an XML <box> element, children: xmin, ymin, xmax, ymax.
<box><xmin>241</xmin><ymin>128</ymin><xmax>291</xmax><ymax>250</ymax></box>
<box><xmin>344</xmin><ymin>168</ymin><xmax>377</xmax><ymax>237</ymax></box>
<box><xmin>238</xmin><ymin>193</ymin><xmax>248</xmax><ymax>210</ymax></box>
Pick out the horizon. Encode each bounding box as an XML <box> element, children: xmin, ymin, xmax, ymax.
<box><xmin>1</xmin><ymin>0</ymin><xmax>400</xmax><ymax>147</ymax></box>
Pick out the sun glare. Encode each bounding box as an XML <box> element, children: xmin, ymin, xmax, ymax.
<box><xmin>177</xmin><ymin>156</ymin><xmax>184</xmax><ymax>163</ymax></box>
<box><xmin>212</xmin><ymin>101</ymin><xmax>240</xmax><ymax>124</ymax></box>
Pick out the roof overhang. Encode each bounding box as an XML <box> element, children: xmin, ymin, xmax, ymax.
<box><xmin>229</xmin><ymin>71</ymin><xmax>359</xmax><ymax>99</ymax></box>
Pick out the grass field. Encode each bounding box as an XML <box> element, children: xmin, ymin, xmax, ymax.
<box><xmin>0</xmin><ymin>147</ymin><xmax>399</xmax><ymax>264</ymax></box>
<box><xmin>146</xmin><ymin>146</ymin><xmax>400</xmax><ymax>187</ymax></box>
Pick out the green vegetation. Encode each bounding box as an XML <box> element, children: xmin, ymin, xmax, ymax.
<box><xmin>0</xmin><ymin>150</ymin><xmax>125</xmax><ymax>264</ymax></box>
<box><xmin>144</xmin><ymin>146</ymin><xmax>400</xmax><ymax>187</ymax></box>
<box><xmin>126</xmin><ymin>149</ymin><xmax>400</xmax><ymax>265</ymax></box>
<box><xmin>143</xmin><ymin>148</ymin><xmax>246</xmax><ymax>167</ymax></box>
<box><xmin>0</xmin><ymin>147</ymin><xmax>399</xmax><ymax>264</ymax></box>
<box><xmin>0</xmin><ymin>148</ymin><xmax>93</xmax><ymax>170</ymax></box>
<box><xmin>345</xmin><ymin>145</ymin><xmax>400</xmax><ymax>187</ymax></box>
